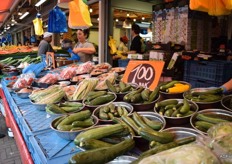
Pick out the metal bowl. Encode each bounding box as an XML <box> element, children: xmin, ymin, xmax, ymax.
<box><xmin>46</xmin><ymin>102</ymin><xmax>85</xmax><ymax>117</ymax></box>
<box><xmin>131</xmin><ymin>95</ymin><xmax>160</xmax><ymax>111</ymax></box>
<box><xmin>109</xmin><ymin>67</ymin><xmax>126</xmax><ymax>75</ymax></box>
<box><xmin>190</xmin><ymin>109</ymin><xmax>232</xmax><ymax>135</ymax></box>
<box><xmin>183</xmin><ymin>88</ymin><xmax>222</xmax><ymax>110</ymax></box>
<box><xmin>162</xmin><ymin>127</ymin><xmax>204</xmax><ymax>140</ymax></box>
<box><xmin>106</xmin><ymin>155</ymin><xmax>137</xmax><ymax>164</ymax></box>
<box><xmin>30</xmin><ymin>100</ymin><xmax>47</xmax><ymax>111</ymax></box>
<box><xmin>159</xmin><ymin>81</ymin><xmax>191</xmax><ymax>99</ymax></box>
<box><xmin>154</xmin><ymin>99</ymin><xmax>199</xmax><ymax>125</ymax></box>
<box><xmin>221</xmin><ymin>94</ymin><xmax>232</xmax><ymax>112</ymax></box>
<box><xmin>50</xmin><ymin>115</ymin><xmax>99</xmax><ymax>140</ymax></box>
<box><xmin>93</xmin><ymin>102</ymin><xmax>133</xmax><ymax>124</ymax></box>
<box><xmin>33</xmin><ymin>81</ymin><xmax>52</xmax><ymax>88</ymax></box>
<box><xmin>83</xmin><ymin>92</ymin><xmax>117</xmax><ymax>111</ymax></box>
<box><xmin>58</xmin><ymin>81</ymin><xmax>71</xmax><ymax>87</ymax></box>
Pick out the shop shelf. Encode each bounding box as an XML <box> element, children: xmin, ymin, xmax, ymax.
<box><xmin>183</xmin><ymin>76</ymin><xmax>223</xmax><ymax>88</ymax></box>
<box><xmin>184</xmin><ymin>60</ymin><xmax>232</xmax><ymax>83</ymax></box>
<box><xmin>29</xmin><ymin>130</ymin><xmax>81</xmax><ymax>164</ymax></box>
<box><xmin>118</xmin><ymin>59</ymin><xmax>130</xmax><ymax>67</ymax></box>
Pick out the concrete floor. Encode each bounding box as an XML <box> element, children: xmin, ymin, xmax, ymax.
<box><xmin>0</xmin><ymin>114</ymin><xmax>22</xmax><ymax>164</ymax></box>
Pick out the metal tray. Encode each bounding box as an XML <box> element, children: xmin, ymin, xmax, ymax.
<box><xmin>190</xmin><ymin>109</ymin><xmax>232</xmax><ymax>135</ymax></box>
<box><xmin>221</xmin><ymin>94</ymin><xmax>232</xmax><ymax>112</ymax></box>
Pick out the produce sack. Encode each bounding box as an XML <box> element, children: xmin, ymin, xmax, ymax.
<box><xmin>33</xmin><ymin>15</ymin><xmax>44</xmax><ymax>36</ymax></box>
<box><xmin>48</xmin><ymin>6</ymin><xmax>68</xmax><ymax>33</ymax></box>
<box><xmin>68</xmin><ymin>0</ymin><xmax>92</xmax><ymax>29</ymax></box>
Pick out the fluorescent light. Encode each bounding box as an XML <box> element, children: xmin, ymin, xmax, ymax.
<box><xmin>35</xmin><ymin>0</ymin><xmax>47</xmax><ymax>7</ymax></box>
<box><xmin>115</xmin><ymin>19</ymin><xmax>119</xmax><ymax>22</ymax></box>
<box><xmin>89</xmin><ymin>8</ymin><xmax>93</xmax><ymax>13</ymax></box>
<box><xmin>141</xmin><ymin>21</ymin><xmax>150</xmax><ymax>25</ymax></box>
<box><xmin>19</xmin><ymin>12</ymin><xmax>29</xmax><ymax>20</ymax></box>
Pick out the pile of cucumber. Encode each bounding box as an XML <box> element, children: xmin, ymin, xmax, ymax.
<box><xmin>106</xmin><ymin>80</ymin><xmax>136</xmax><ymax>93</ymax></box>
<box><xmin>46</xmin><ymin>102</ymin><xmax>84</xmax><ymax>114</ymax></box>
<box><xmin>84</xmin><ymin>91</ymin><xmax>115</xmax><ymax>106</ymax></box>
<box><xmin>184</xmin><ymin>88</ymin><xmax>223</xmax><ymax>103</ymax></box>
<box><xmin>194</xmin><ymin>113</ymin><xmax>230</xmax><ymax>133</ymax></box>
<box><xmin>155</xmin><ymin>99</ymin><xmax>195</xmax><ymax>117</ymax></box>
<box><xmin>96</xmin><ymin>103</ymin><xmax>129</xmax><ymax>120</ymax></box>
<box><xmin>123</xmin><ymin>86</ymin><xmax>159</xmax><ymax>104</ymax></box>
<box><xmin>53</xmin><ymin>110</ymin><xmax>95</xmax><ymax>131</ymax></box>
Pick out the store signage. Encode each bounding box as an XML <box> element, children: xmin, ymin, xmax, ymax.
<box><xmin>122</xmin><ymin>60</ymin><xmax>165</xmax><ymax>90</ymax></box>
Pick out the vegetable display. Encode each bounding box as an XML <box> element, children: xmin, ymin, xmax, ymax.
<box><xmin>46</xmin><ymin>102</ymin><xmax>84</xmax><ymax>114</ymax></box>
<box><xmin>84</xmin><ymin>91</ymin><xmax>116</xmax><ymax>106</ymax></box>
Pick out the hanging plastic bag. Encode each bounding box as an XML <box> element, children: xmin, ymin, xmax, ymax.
<box><xmin>222</xmin><ymin>0</ymin><xmax>232</xmax><ymax>10</ymax></box>
<box><xmin>108</xmin><ymin>36</ymin><xmax>117</xmax><ymax>55</ymax></box>
<box><xmin>68</xmin><ymin>0</ymin><xmax>92</xmax><ymax>29</ymax></box>
<box><xmin>48</xmin><ymin>6</ymin><xmax>68</xmax><ymax>33</ymax></box>
<box><xmin>208</xmin><ymin>0</ymin><xmax>230</xmax><ymax>16</ymax></box>
<box><xmin>33</xmin><ymin>14</ymin><xmax>44</xmax><ymax>36</ymax></box>
<box><xmin>189</xmin><ymin>0</ymin><xmax>209</xmax><ymax>12</ymax></box>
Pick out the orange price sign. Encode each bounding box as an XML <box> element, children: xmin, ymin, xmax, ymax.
<box><xmin>122</xmin><ymin>60</ymin><xmax>165</xmax><ymax>90</ymax></box>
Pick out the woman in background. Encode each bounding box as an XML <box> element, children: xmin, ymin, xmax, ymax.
<box><xmin>72</xmin><ymin>29</ymin><xmax>96</xmax><ymax>62</ymax></box>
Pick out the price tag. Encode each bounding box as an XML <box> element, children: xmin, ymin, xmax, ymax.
<box><xmin>122</xmin><ymin>60</ymin><xmax>165</xmax><ymax>90</ymax></box>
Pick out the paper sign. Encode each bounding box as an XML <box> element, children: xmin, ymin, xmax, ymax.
<box><xmin>122</xmin><ymin>60</ymin><xmax>165</xmax><ymax>90</ymax></box>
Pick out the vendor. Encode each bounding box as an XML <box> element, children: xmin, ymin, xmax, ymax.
<box><xmin>72</xmin><ymin>29</ymin><xmax>96</xmax><ymax>62</ymax></box>
<box><xmin>37</xmin><ymin>32</ymin><xmax>54</xmax><ymax>57</ymax></box>
<box><xmin>127</xmin><ymin>23</ymin><xmax>142</xmax><ymax>54</ymax></box>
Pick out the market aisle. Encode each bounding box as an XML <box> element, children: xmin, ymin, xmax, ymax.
<box><xmin>0</xmin><ymin>115</ymin><xmax>22</xmax><ymax>164</ymax></box>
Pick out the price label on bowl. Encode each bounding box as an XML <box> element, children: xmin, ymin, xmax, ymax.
<box><xmin>122</xmin><ymin>60</ymin><xmax>164</xmax><ymax>90</ymax></box>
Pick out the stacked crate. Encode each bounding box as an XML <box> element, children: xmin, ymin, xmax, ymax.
<box><xmin>184</xmin><ymin>60</ymin><xmax>232</xmax><ymax>88</ymax></box>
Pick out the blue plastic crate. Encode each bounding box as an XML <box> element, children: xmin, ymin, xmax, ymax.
<box><xmin>184</xmin><ymin>76</ymin><xmax>223</xmax><ymax>88</ymax></box>
<box><xmin>184</xmin><ymin>60</ymin><xmax>232</xmax><ymax>83</ymax></box>
<box><xmin>29</xmin><ymin>130</ymin><xmax>82</xmax><ymax>164</ymax></box>
<box><xmin>118</xmin><ymin>59</ymin><xmax>130</xmax><ymax>67</ymax></box>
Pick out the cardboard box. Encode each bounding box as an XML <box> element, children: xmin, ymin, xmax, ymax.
<box><xmin>56</xmin><ymin>59</ymin><xmax>78</xmax><ymax>67</ymax></box>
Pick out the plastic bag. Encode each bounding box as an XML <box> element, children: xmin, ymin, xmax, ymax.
<box><xmin>33</xmin><ymin>15</ymin><xmax>44</xmax><ymax>36</ymax></box>
<box><xmin>13</xmin><ymin>73</ymin><xmax>35</xmax><ymax>89</ymax></box>
<box><xmin>38</xmin><ymin>73</ymin><xmax>58</xmax><ymax>84</ymax></box>
<box><xmin>68</xmin><ymin>0</ymin><xmax>92</xmax><ymax>29</ymax></box>
<box><xmin>75</xmin><ymin>61</ymin><xmax>94</xmax><ymax>74</ymax></box>
<box><xmin>67</xmin><ymin>48</ymin><xmax>80</xmax><ymax>61</ymax></box>
<box><xmin>108</xmin><ymin>36</ymin><xmax>117</xmax><ymax>55</ymax></box>
<box><xmin>59</xmin><ymin>67</ymin><xmax>77</xmax><ymax>80</ymax></box>
<box><xmin>48</xmin><ymin>6</ymin><xmax>68</xmax><ymax>33</ymax></box>
<box><xmin>22</xmin><ymin>61</ymin><xmax>46</xmax><ymax>77</ymax></box>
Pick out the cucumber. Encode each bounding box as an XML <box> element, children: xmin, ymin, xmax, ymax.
<box><xmin>106</xmin><ymin>80</ymin><xmax>117</xmax><ymax>93</ymax></box>
<box><xmin>87</xmin><ymin>91</ymin><xmax>107</xmax><ymax>101</ymax></box>
<box><xmin>60</xmin><ymin>107</ymin><xmax>81</xmax><ymax>112</ymax></box>
<box><xmin>99</xmin><ymin>112</ymin><xmax>109</xmax><ymax>120</ymax></box>
<box><xmin>196</xmin><ymin>114</ymin><xmax>229</xmax><ymax>124</ymax></box>
<box><xmin>89</xmin><ymin>94</ymin><xmax>115</xmax><ymax>105</ymax></box>
<box><xmin>138</xmin><ymin>127</ymin><xmax>175</xmax><ymax>144</ymax></box>
<box><xmin>160</xmin><ymin>80</ymin><xmax>179</xmax><ymax>91</ymax></box>
<box><xmin>148</xmin><ymin>87</ymin><xmax>159</xmax><ymax>102</ymax></box>
<box><xmin>155</xmin><ymin>99</ymin><xmax>178</xmax><ymax>108</ymax></box>
<box><xmin>46</xmin><ymin>104</ymin><xmax>66</xmax><ymax>114</ymax></box>
<box><xmin>57</xmin><ymin>125</ymin><xmax>73</xmax><ymax>131</ymax></box>
<box><xmin>79</xmin><ymin>138</ymin><xmax>113</xmax><ymax>150</ymax></box>
<box><xmin>179</xmin><ymin>99</ymin><xmax>190</xmax><ymax>114</ymax></box>
<box><xmin>122</xmin><ymin>107</ymin><xmax>128</xmax><ymax>116</ymax></box>
<box><xmin>117</xmin><ymin>106</ymin><xmax>123</xmax><ymax>116</ymax></box>
<box><xmin>164</xmin><ymin>108</ymin><xmax>174</xmax><ymax>117</ymax></box>
<box><xmin>119</xmin><ymin>81</ymin><xmax>126</xmax><ymax>90</ymax></box>
<box><xmin>112</xmin><ymin>117</ymin><xmax>135</xmax><ymax>137</ymax></box>
<box><xmin>131</xmin><ymin>93</ymin><xmax>142</xmax><ymax>103</ymax></box>
<box><xmin>74</xmin><ymin>124</ymin><xmax>125</xmax><ymax>146</ymax></box>
<box><xmin>141</xmin><ymin>89</ymin><xmax>151</xmax><ymax>101</ymax></box>
<box><xmin>69</xmin><ymin>139</ymin><xmax>135</xmax><ymax>164</ymax></box>
<box><xmin>141</xmin><ymin>116</ymin><xmax>163</xmax><ymax>131</ymax></box>
<box><xmin>71</xmin><ymin>118</ymin><xmax>94</xmax><ymax>127</ymax></box>
<box><xmin>120</xmin><ymin>85</ymin><xmax>132</xmax><ymax>93</ymax></box>
<box><xmin>191</xmin><ymin>88</ymin><xmax>223</xmax><ymax>96</ymax></box>
<box><xmin>195</xmin><ymin>121</ymin><xmax>214</xmax><ymax>130</ymax></box>
<box><xmin>60</xmin><ymin>102</ymin><xmax>83</xmax><ymax>108</ymax></box>
<box><xmin>158</xmin><ymin>107</ymin><xmax>165</xmax><ymax>115</ymax></box>
<box><xmin>58</xmin><ymin>110</ymin><xmax>91</xmax><ymax>127</ymax></box>
<box><xmin>53</xmin><ymin>116</ymin><xmax>67</xmax><ymax>128</ymax></box>
<box><xmin>121</xmin><ymin>115</ymin><xmax>140</xmax><ymax>134</ymax></box>
<box><xmin>164</xmin><ymin>104</ymin><xmax>176</xmax><ymax>110</ymax></box>
<box><xmin>132</xmin><ymin>112</ymin><xmax>153</xmax><ymax>131</ymax></box>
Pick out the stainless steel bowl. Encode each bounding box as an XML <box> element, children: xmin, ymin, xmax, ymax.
<box><xmin>106</xmin><ymin>155</ymin><xmax>137</xmax><ymax>164</ymax></box>
<box><xmin>30</xmin><ymin>100</ymin><xmax>46</xmax><ymax>111</ymax></box>
<box><xmin>83</xmin><ymin>92</ymin><xmax>117</xmax><ymax>111</ymax></box>
<box><xmin>93</xmin><ymin>102</ymin><xmax>133</xmax><ymax>124</ymax></box>
<box><xmin>50</xmin><ymin>115</ymin><xmax>99</xmax><ymax>140</ymax></box>
<box><xmin>131</xmin><ymin>95</ymin><xmax>160</xmax><ymax>111</ymax></box>
<box><xmin>183</xmin><ymin>88</ymin><xmax>222</xmax><ymax>110</ymax></box>
<box><xmin>162</xmin><ymin>127</ymin><xmax>204</xmax><ymax>139</ymax></box>
<box><xmin>221</xmin><ymin>94</ymin><xmax>232</xmax><ymax>112</ymax></box>
<box><xmin>159</xmin><ymin>81</ymin><xmax>191</xmax><ymax>99</ymax></box>
<box><xmin>190</xmin><ymin>109</ymin><xmax>232</xmax><ymax>135</ymax></box>
<box><xmin>154</xmin><ymin>99</ymin><xmax>199</xmax><ymax>125</ymax></box>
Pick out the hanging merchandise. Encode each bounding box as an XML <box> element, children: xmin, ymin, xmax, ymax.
<box><xmin>190</xmin><ymin>0</ymin><xmax>231</xmax><ymax>16</ymax></box>
<box><xmin>62</xmin><ymin>27</ymin><xmax>72</xmax><ymax>40</ymax></box>
<box><xmin>48</xmin><ymin>6</ymin><xmax>68</xmax><ymax>33</ymax></box>
<box><xmin>33</xmin><ymin>14</ymin><xmax>44</xmax><ymax>36</ymax></box>
<box><xmin>68</xmin><ymin>0</ymin><xmax>92</xmax><ymax>29</ymax></box>
<box><xmin>6</xmin><ymin>33</ymin><xmax>12</xmax><ymax>43</ymax></box>
<box><xmin>108</xmin><ymin>36</ymin><xmax>117</xmax><ymax>55</ymax></box>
